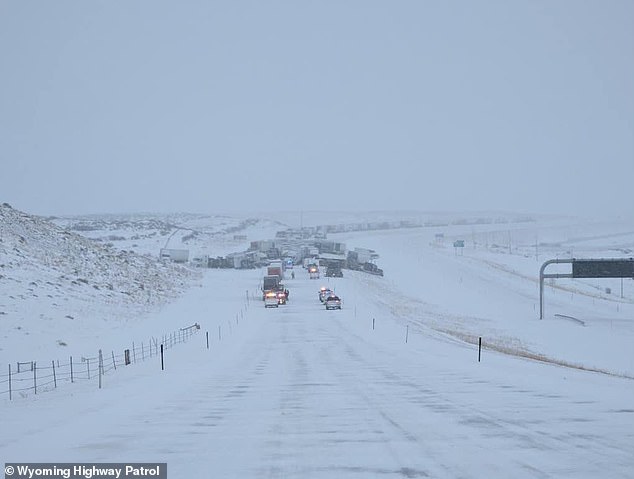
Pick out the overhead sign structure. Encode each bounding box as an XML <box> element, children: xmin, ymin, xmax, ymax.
<box><xmin>539</xmin><ymin>258</ymin><xmax>634</xmax><ymax>319</ymax></box>
<box><xmin>453</xmin><ymin>239</ymin><xmax>465</xmax><ymax>256</ymax></box>
<box><xmin>572</xmin><ymin>260</ymin><xmax>634</xmax><ymax>279</ymax></box>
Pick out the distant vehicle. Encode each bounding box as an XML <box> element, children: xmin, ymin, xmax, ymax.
<box><xmin>325</xmin><ymin>295</ymin><xmax>342</xmax><ymax>310</ymax></box>
<box><xmin>276</xmin><ymin>289</ymin><xmax>288</xmax><ymax>305</ymax></box>
<box><xmin>267</xmin><ymin>264</ymin><xmax>283</xmax><ymax>279</ymax></box>
<box><xmin>325</xmin><ymin>265</ymin><xmax>343</xmax><ymax>278</ymax></box>
<box><xmin>191</xmin><ymin>254</ymin><xmax>209</xmax><ymax>268</ymax></box>
<box><xmin>264</xmin><ymin>291</ymin><xmax>279</xmax><ymax>308</ymax></box>
<box><xmin>303</xmin><ymin>255</ymin><xmax>319</xmax><ymax>268</ymax></box>
<box><xmin>362</xmin><ymin>262</ymin><xmax>384</xmax><ymax>276</ymax></box>
<box><xmin>263</xmin><ymin>275</ymin><xmax>281</xmax><ymax>290</ymax></box>
<box><xmin>308</xmin><ymin>264</ymin><xmax>320</xmax><ymax>279</ymax></box>
<box><xmin>159</xmin><ymin>248</ymin><xmax>189</xmax><ymax>263</ymax></box>
<box><xmin>262</xmin><ymin>275</ymin><xmax>282</xmax><ymax>299</ymax></box>
<box><xmin>319</xmin><ymin>287</ymin><xmax>332</xmax><ymax>303</ymax></box>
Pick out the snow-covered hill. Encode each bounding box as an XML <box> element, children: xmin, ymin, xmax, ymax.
<box><xmin>50</xmin><ymin>212</ymin><xmax>285</xmax><ymax>258</ymax></box>
<box><xmin>0</xmin><ymin>204</ymin><xmax>199</xmax><ymax>362</ymax></box>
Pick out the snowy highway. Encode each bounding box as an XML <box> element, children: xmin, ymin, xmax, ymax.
<box><xmin>2</xmin><ymin>0</ymin><xmax>633</xmax><ymax>475</ymax></box>
<box><xmin>2</xmin><ymin>262</ymin><xmax>633</xmax><ymax>478</ymax></box>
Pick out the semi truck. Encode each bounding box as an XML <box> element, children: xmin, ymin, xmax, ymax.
<box><xmin>308</xmin><ymin>264</ymin><xmax>320</xmax><ymax>279</ymax></box>
<box><xmin>267</xmin><ymin>260</ymin><xmax>284</xmax><ymax>279</ymax></box>
<box><xmin>263</xmin><ymin>275</ymin><xmax>281</xmax><ymax>291</ymax></box>
<box><xmin>262</xmin><ymin>274</ymin><xmax>283</xmax><ymax>300</ymax></box>
<box><xmin>267</xmin><ymin>265</ymin><xmax>283</xmax><ymax>278</ymax></box>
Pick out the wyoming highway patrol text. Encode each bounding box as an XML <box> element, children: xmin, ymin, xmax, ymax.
<box><xmin>4</xmin><ymin>464</ymin><xmax>166</xmax><ymax>479</ymax></box>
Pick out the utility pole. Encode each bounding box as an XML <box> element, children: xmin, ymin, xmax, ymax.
<box><xmin>535</xmin><ymin>234</ymin><xmax>539</xmax><ymax>261</ymax></box>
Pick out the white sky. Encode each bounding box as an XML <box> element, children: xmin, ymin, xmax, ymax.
<box><xmin>1</xmin><ymin>1</ymin><xmax>633</xmax><ymax>217</ymax></box>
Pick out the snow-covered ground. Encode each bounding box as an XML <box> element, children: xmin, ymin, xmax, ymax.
<box><xmin>1</xmin><ymin>207</ymin><xmax>633</xmax><ymax>478</ymax></box>
<box><xmin>50</xmin><ymin>212</ymin><xmax>285</xmax><ymax>259</ymax></box>
<box><xmin>329</xmin><ymin>218</ymin><xmax>634</xmax><ymax>378</ymax></box>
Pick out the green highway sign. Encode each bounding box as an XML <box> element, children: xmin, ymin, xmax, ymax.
<box><xmin>572</xmin><ymin>259</ymin><xmax>634</xmax><ymax>278</ymax></box>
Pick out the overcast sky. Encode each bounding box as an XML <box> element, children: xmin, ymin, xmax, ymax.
<box><xmin>1</xmin><ymin>1</ymin><xmax>632</xmax><ymax>218</ymax></box>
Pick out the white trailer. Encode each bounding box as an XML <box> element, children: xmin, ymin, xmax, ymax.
<box><xmin>159</xmin><ymin>248</ymin><xmax>189</xmax><ymax>263</ymax></box>
<box><xmin>191</xmin><ymin>254</ymin><xmax>209</xmax><ymax>267</ymax></box>
<box><xmin>353</xmin><ymin>247</ymin><xmax>379</xmax><ymax>264</ymax></box>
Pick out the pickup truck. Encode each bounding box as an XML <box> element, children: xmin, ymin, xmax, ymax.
<box><xmin>325</xmin><ymin>295</ymin><xmax>342</xmax><ymax>310</ymax></box>
<box><xmin>264</xmin><ymin>291</ymin><xmax>279</xmax><ymax>308</ymax></box>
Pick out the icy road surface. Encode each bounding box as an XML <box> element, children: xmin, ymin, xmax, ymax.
<box><xmin>1</xmin><ymin>269</ymin><xmax>633</xmax><ymax>478</ymax></box>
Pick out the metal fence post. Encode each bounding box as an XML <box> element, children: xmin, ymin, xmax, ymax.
<box><xmin>478</xmin><ymin>337</ymin><xmax>482</xmax><ymax>362</ymax></box>
<box><xmin>98</xmin><ymin>350</ymin><xmax>103</xmax><ymax>389</ymax></box>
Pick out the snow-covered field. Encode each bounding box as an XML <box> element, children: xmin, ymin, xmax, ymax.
<box><xmin>1</xmin><ymin>207</ymin><xmax>633</xmax><ymax>478</ymax></box>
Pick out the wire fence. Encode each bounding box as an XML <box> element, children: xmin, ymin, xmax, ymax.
<box><xmin>0</xmin><ymin>323</ymin><xmax>201</xmax><ymax>402</ymax></box>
